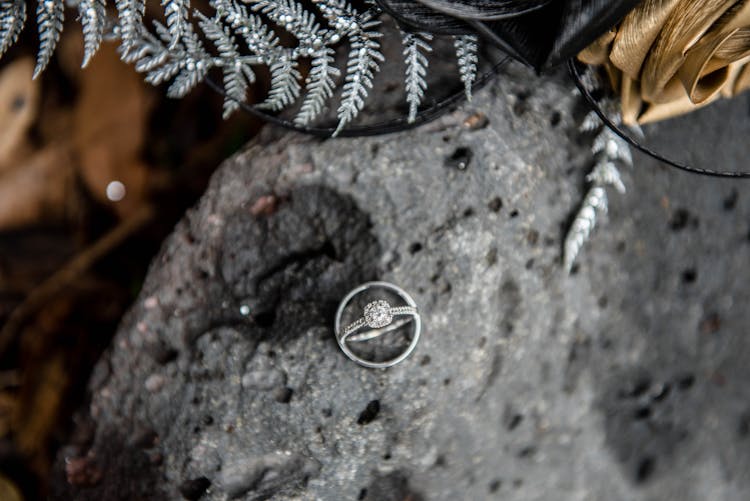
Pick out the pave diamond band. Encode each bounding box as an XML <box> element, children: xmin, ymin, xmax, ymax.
<box><xmin>342</xmin><ymin>301</ymin><xmax>419</xmax><ymax>338</ymax></box>
<box><xmin>334</xmin><ymin>281</ymin><xmax>422</xmax><ymax>369</ymax></box>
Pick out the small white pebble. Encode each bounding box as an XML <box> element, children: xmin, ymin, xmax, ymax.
<box><xmin>106</xmin><ymin>181</ymin><xmax>126</xmax><ymax>202</ymax></box>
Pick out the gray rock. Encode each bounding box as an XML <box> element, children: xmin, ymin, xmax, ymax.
<box><xmin>52</xmin><ymin>63</ymin><xmax>750</xmax><ymax>501</ymax></box>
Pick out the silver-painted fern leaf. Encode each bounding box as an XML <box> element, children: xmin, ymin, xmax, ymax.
<box><xmin>262</xmin><ymin>56</ymin><xmax>302</xmax><ymax>111</ymax></box>
<box><xmin>116</xmin><ymin>0</ymin><xmax>146</xmax><ymax>60</ymax></box>
<box><xmin>197</xmin><ymin>11</ymin><xmax>255</xmax><ymax>118</ymax></box>
<box><xmin>162</xmin><ymin>0</ymin><xmax>190</xmax><ymax>50</ymax></box>
<box><xmin>295</xmin><ymin>46</ymin><xmax>339</xmax><ymax>126</ymax></box>
<box><xmin>564</xmin><ymin>104</ymin><xmax>633</xmax><ymax>273</ymax></box>
<box><xmin>402</xmin><ymin>31</ymin><xmax>432</xmax><ymax>124</ymax></box>
<box><xmin>79</xmin><ymin>0</ymin><xmax>107</xmax><ymax>68</ymax></box>
<box><xmin>0</xmin><ymin>0</ymin><xmax>26</xmax><ymax>59</ymax></box>
<box><xmin>454</xmin><ymin>34</ymin><xmax>478</xmax><ymax>101</ymax></box>
<box><xmin>0</xmin><ymin>0</ymin><xmax>486</xmax><ymax>133</ymax></box>
<box><xmin>34</xmin><ymin>0</ymin><xmax>65</xmax><ymax>78</ymax></box>
<box><xmin>334</xmin><ymin>8</ymin><xmax>384</xmax><ymax>135</ymax></box>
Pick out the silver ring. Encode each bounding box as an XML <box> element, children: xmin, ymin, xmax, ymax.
<box><xmin>334</xmin><ymin>281</ymin><xmax>421</xmax><ymax>368</ymax></box>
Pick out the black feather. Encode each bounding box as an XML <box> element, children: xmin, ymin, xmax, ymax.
<box><xmin>376</xmin><ymin>0</ymin><xmax>644</xmax><ymax>70</ymax></box>
<box><xmin>414</xmin><ymin>0</ymin><xmax>550</xmax><ymax>20</ymax></box>
<box><xmin>545</xmin><ymin>0</ymin><xmax>643</xmax><ymax>68</ymax></box>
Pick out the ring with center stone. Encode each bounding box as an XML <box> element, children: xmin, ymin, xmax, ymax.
<box><xmin>334</xmin><ymin>281</ymin><xmax>421</xmax><ymax>368</ymax></box>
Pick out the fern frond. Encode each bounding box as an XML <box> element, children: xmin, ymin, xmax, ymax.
<box><xmin>167</xmin><ymin>24</ymin><xmax>211</xmax><ymax>98</ymax></box>
<box><xmin>295</xmin><ymin>47</ymin><xmax>339</xmax><ymax>126</ymax></box>
<box><xmin>587</xmin><ymin>161</ymin><xmax>626</xmax><ymax>194</ymax></box>
<box><xmin>563</xmin><ymin>186</ymin><xmax>607</xmax><ymax>273</ymax></box>
<box><xmin>454</xmin><ymin>34</ymin><xmax>478</xmax><ymax>101</ymax></box>
<box><xmin>260</xmin><ymin>55</ymin><xmax>302</xmax><ymax>110</ymax></box>
<box><xmin>248</xmin><ymin>0</ymin><xmax>321</xmax><ymax>41</ymax></box>
<box><xmin>334</xmin><ymin>11</ymin><xmax>384</xmax><ymax>136</ymax></box>
<box><xmin>79</xmin><ymin>0</ymin><xmax>107</xmax><ymax>67</ymax></box>
<box><xmin>162</xmin><ymin>0</ymin><xmax>190</xmax><ymax>49</ymax></box>
<box><xmin>134</xmin><ymin>23</ymin><xmax>173</xmax><ymax>74</ymax></box>
<box><xmin>402</xmin><ymin>31</ymin><xmax>432</xmax><ymax>123</ymax></box>
<box><xmin>34</xmin><ymin>0</ymin><xmax>65</xmax><ymax>79</ymax></box>
<box><xmin>0</xmin><ymin>0</ymin><xmax>26</xmax><ymax>59</ymax></box>
<box><xmin>592</xmin><ymin>128</ymin><xmax>633</xmax><ymax>166</ymax></box>
<box><xmin>116</xmin><ymin>0</ymin><xmax>146</xmax><ymax>60</ymax></box>
<box><xmin>217</xmin><ymin>1</ymin><xmax>279</xmax><ymax>57</ymax></box>
<box><xmin>198</xmin><ymin>12</ymin><xmax>255</xmax><ymax>118</ymax></box>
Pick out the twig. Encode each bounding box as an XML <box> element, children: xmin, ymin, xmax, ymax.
<box><xmin>0</xmin><ymin>204</ymin><xmax>154</xmax><ymax>355</ymax></box>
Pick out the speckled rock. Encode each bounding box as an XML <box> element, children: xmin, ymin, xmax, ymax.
<box><xmin>52</xmin><ymin>63</ymin><xmax>750</xmax><ymax>501</ymax></box>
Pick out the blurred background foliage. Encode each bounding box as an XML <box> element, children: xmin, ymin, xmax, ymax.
<box><xmin>0</xmin><ymin>2</ymin><xmax>262</xmax><ymax>497</ymax></box>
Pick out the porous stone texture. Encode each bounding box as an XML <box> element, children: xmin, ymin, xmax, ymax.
<box><xmin>52</xmin><ymin>63</ymin><xmax>750</xmax><ymax>501</ymax></box>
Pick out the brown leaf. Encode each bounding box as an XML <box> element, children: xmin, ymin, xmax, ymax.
<box><xmin>0</xmin><ymin>58</ymin><xmax>40</xmax><ymax>172</ymax></box>
<box><xmin>71</xmin><ymin>41</ymin><xmax>156</xmax><ymax>218</ymax></box>
<box><xmin>0</xmin><ymin>146</ymin><xmax>77</xmax><ymax>230</ymax></box>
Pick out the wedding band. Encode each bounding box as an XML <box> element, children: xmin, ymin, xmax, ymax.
<box><xmin>334</xmin><ymin>281</ymin><xmax>421</xmax><ymax>368</ymax></box>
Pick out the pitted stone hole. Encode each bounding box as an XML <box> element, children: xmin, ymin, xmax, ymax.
<box><xmin>463</xmin><ymin>207</ymin><xmax>475</xmax><ymax>218</ymax></box>
<box><xmin>677</xmin><ymin>374</ymin><xmax>695</xmax><ymax>390</ymax></box>
<box><xmin>550</xmin><ymin>111</ymin><xmax>562</xmax><ymax>127</ymax></box>
<box><xmin>634</xmin><ymin>406</ymin><xmax>652</xmax><ymax>420</ymax></box>
<box><xmin>506</xmin><ymin>413</ymin><xmax>523</xmax><ymax>431</ymax></box>
<box><xmin>488</xmin><ymin>479</ymin><xmax>502</xmax><ymax>493</ymax></box>
<box><xmin>322</xmin><ymin>408</ymin><xmax>332</xmax><ymax>418</ymax></box>
<box><xmin>651</xmin><ymin>383</ymin><xmax>671</xmax><ymax>402</ymax></box>
<box><xmin>512</xmin><ymin>91</ymin><xmax>530</xmax><ymax>116</ymax></box>
<box><xmin>274</xmin><ymin>387</ymin><xmax>293</xmax><ymax>404</ymax></box>
<box><xmin>358</xmin><ymin>488</ymin><xmax>368</xmax><ymax>500</ymax></box>
<box><xmin>420</xmin><ymin>355</ymin><xmax>431</xmax><ymax>366</ymax></box>
<box><xmin>598</xmin><ymin>295</ymin><xmax>608</xmax><ymax>309</ymax></box>
<box><xmin>669</xmin><ymin>208</ymin><xmax>698</xmax><ymax>231</ymax></box>
<box><xmin>254</xmin><ymin>310</ymin><xmax>276</xmax><ymax>328</ymax></box>
<box><xmin>383</xmin><ymin>452</ymin><xmax>392</xmax><ymax>460</ymax></box>
<box><xmin>443</xmin><ymin>378</ymin><xmax>451</xmax><ymax>386</ymax></box>
<box><xmin>408</xmin><ymin>242</ymin><xmax>423</xmax><ymax>254</ymax></box>
<box><xmin>509</xmin><ymin>209</ymin><xmax>519</xmax><ymax>219</ymax></box>
<box><xmin>357</xmin><ymin>400</ymin><xmax>380</xmax><ymax>425</ymax></box>
<box><xmin>488</xmin><ymin>197</ymin><xmax>503</xmax><ymax>213</ymax></box>
<box><xmin>445</xmin><ymin>147</ymin><xmax>472</xmax><ymax>170</ymax></box>
<box><xmin>618</xmin><ymin>376</ymin><xmax>651</xmax><ymax>400</ymax></box>
<box><xmin>635</xmin><ymin>456</ymin><xmax>656</xmax><ymax>483</ymax></box>
<box><xmin>517</xmin><ymin>446</ymin><xmax>536</xmax><ymax>458</ymax></box>
<box><xmin>681</xmin><ymin>268</ymin><xmax>697</xmax><ymax>284</ymax></box>
<box><xmin>723</xmin><ymin>189</ymin><xmax>738</xmax><ymax>211</ymax></box>
<box><xmin>434</xmin><ymin>454</ymin><xmax>446</xmax><ymax>467</ymax></box>
<box><xmin>178</xmin><ymin>476</ymin><xmax>211</xmax><ymax>501</ymax></box>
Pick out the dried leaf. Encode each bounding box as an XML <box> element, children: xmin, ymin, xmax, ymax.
<box><xmin>0</xmin><ymin>58</ymin><xmax>40</xmax><ymax>171</ymax></box>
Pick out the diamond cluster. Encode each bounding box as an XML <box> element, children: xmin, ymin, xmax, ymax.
<box><xmin>364</xmin><ymin>300</ymin><xmax>392</xmax><ymax>328</ymax></box>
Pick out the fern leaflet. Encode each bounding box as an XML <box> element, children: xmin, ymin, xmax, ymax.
<box><xmin>0</xmin><ymin>0</ymin><xmax>26</xmax><ymax>59</ymax></box>
<box><xmin>79</xmin><ymin>0</ymin><xmax>107</xmax><ymax>68</ymax></box>
<box><xmin>34</xmin><ymin>0</ymin><xmax>65</xmax><ymax>79</ymax></box>
<box><xmin>402</xmin><ymin>31</ymin><xmax>432</xmax><ymax>123</ymax></box>
<box><xmin>454</xmin><ymin>34</ymin><xmax>478</xmax><ymax>101</ymax></box>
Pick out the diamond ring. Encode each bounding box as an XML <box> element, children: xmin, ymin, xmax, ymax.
<box><xmin>334</xmin><ymin>282</ymin><xmax>421</xmax><ymax>368</ymax></box>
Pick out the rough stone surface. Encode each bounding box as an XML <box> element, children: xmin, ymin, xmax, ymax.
<box><xmin>52</xmin><ymin>63</ymin><xmax>750</xmax><ymax>501</ymax></box>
